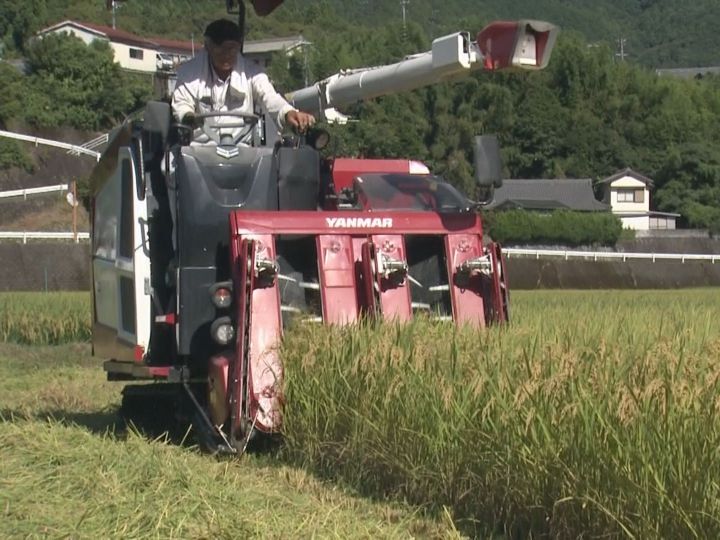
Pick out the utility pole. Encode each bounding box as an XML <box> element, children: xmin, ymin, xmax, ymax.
<box><xmin>71</xmin><ymin>180</ymin><xmax>78</xmax><ymax>243</ymax></box>
<box><xmin>430</xmin><ymin>6</ymin><xmax>439</xmax><ymax>39</ymax></box>
<box><xmin>400</xmin><ymin>0</ymin><xmax>410</xmax><ymax>33</ymax></box>
<box><xmin>107</xmin><ymin>0</ymin><xmax>125</xmax><ymax>30</ymax></box>
<box><xmin>616</xmin><ymin>38</ymin><xmax>628</xmax><ymax>62</ymax></box>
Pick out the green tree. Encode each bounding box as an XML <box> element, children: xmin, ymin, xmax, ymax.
<box><xmin>0</xmin><ymin>0</ymin><xmax>47</xmax><ymax>54</ymax></box>
<box><xmin>23</xmin><ymin>33</ymin><xmax>151</xmax><ymax>130</ymax></box>
<box><xmin>0</xmin><ymin>63</ymin><xmax>25</xmax><ymax>124</ymax></box>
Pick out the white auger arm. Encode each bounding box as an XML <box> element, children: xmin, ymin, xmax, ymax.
<box><xmin>287</xmin><ymin>20</ymin><xmax>559</xmax><ymax>121</ymax></box>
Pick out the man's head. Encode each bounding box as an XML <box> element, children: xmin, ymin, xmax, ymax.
<box><xmin>204</xmin><ymin>19</ymin><xmax>242</xmax><ymax>79</ymax></box>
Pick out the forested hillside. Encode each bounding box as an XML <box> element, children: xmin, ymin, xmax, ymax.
<box><xmin>3</xmin><ymin>0</ymin><xmax>719</xmax><ymax>67</ymax></box>
<box><xmin>1</xmin><ymin>0</ymin><xmax>719</xmax><ymax>231</ymax></box>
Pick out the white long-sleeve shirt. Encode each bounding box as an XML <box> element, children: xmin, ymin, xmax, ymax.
<box><xmin>172</xmin><ymin>50</ymin><xmax>295</xmax><ymax>142</ymax></box>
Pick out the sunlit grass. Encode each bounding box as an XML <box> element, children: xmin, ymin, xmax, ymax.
<box><xmin>0</xmin><ymin>343</ymin><xmax>457</xmax><ymax>539</ymax></box>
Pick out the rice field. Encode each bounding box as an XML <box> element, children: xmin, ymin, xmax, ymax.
<box><xmin>1</xmin><ymin>290</ymin><xmax>719</xmax><ymax>538</ymax></box>
<box><xmin>0</xmin><ymin>292</ymin><xmax>90</xmax><ymax>344</ymax></box>
<box><xmin>280</xmin><ymin>290</ymin><xmax>720</xmax><ymax>538</ymax></box>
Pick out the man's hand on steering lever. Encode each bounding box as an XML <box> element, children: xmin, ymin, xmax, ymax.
<box><xmin>181</xmin><ymin>113</ymin><xmax>202</xmax><ymax>129</ymax></box>
<box><xmin>285</xmin><ymin>110</ymin><xmax>315</xmax><ymax>133</ymax></box>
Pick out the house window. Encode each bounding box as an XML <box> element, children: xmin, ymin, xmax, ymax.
<box><xmin>650</xmin><ymin>217</ymin><xmax>672</xmax><ymax>230</ymax></box>
<box><xmin>129</xmin><ymin>48</ymin><xmax>144</xmax><ymax>60</ymax></box>
<box><xmin>616</xmin><ymin>189</ymin><xmax>644</xmax><ymax>203</ymax></box>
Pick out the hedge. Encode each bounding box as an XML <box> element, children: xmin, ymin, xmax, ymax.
<box><xmin>482</xmin><ymin>209</ymin><xmax>623</xmax><ymax>246</ymax></box>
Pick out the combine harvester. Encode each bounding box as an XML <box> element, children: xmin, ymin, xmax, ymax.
<box><xmin>90</xmin><ymin>0</ymin><xmax>558</xmax><ymax>453</ymax></box>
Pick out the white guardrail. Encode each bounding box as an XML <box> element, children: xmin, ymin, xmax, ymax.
<box><xmin>0</xmin><ymin>232</ymin><xmax>89</xmax><ymax>244</ymax></box>
<box><xmin>67</xmin><ymin>133</ymin><xmax>109</xmax><ymax>156</ymax></box>
<box><xmin>0</xmin><ymin>236</ymin><xmax>715</xmax><ymax>262</ymax></box>
<box><xmin>0</xmin><ymin>184</ymin><xmax>69</xmax><ymax>200</ymax></box>
<box><xmin>0</xmin><ymin>130</ymin><xmax>101</xmax><ymax>161</ymax></box>
<box><xmin>504</xmin><ymin>248</ymin><xmax>719</xmax><ymax>263</ymax></box>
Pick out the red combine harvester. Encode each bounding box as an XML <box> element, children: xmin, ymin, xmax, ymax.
<box><xmin>90</xmin><ymin>0</ymin><xmax>558</xmax><ymax>453</ymax></box>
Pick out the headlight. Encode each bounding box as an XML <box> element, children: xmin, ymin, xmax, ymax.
<box><xmin>211</xmin><ymin>317</ymin><xmax>235</xmax><ymax>345</ymax></box>
<box><xmin>209</xmin><ymin>281</ymin><xmax>234</xmax><ymax>309</ymax></box>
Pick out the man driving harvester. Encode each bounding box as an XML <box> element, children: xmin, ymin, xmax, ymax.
<box><xmin>172</xmin><ymin>17</ymin><xmax>315</xmax><ymax>144</ymax></box>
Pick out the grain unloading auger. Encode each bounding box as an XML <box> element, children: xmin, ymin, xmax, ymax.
<box><xmin>90</xmin><ymin>3</ymin><xmax>558</xmax><ymax>453</ymax></box>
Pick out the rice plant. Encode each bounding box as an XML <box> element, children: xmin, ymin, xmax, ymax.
<box><xmin>281</xmin><ymin>290</ymin><xmax>720</xmax><ymax>538</ymax></box>
<box><xmin>4</xmin><ymin>289</ymin><xmax>720</xmax><ymax>537</ymax></box>
<box><xmin>0</xmin><ymin>292</ymin><xmax>90</xmax><ymax>344</ymax></box>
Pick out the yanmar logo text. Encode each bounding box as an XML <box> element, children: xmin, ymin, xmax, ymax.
<box><xmin>325</xmin><ymin>217</ymin><xmax>393</xmax><ymax>228</ymax></box>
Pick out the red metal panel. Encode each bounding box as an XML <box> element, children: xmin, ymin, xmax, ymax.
<box><xmin>208</xmin><ymin>353</ymin><xmax>231</xmax><ymax>426</ymax></box>
<box><xmin>331</xmin><ymin>158</ymin><xmax>414</xmax><ymax>191</ymax></box>
<box><xmin>316</xmin><ymin>235</ymin><xmax>360</xmax><ymax>324</ymax></box>
<box><xmin>244</xmin><ymin>234</ymin><xmax>284</xmax><ymax>433</ymax></box>
<box><xmin>370</xmin><ymin>234</ymin><xmax>412</xmax><ymax>322</ymax></box>
<box><xmin>230</xmin><ymin>236</ymin><xmax>252</xmax><ymax>442</ymax></box>
<box><xmin>146</xmin><ymin>366</ymin><xmax>170</xmax><ymax>378</ymax></box>
<box><xmin>231</xmin><ymin>210</ymin><xmax>482</xmax><ymax>236</ymax></box>
<box><xmin>103</xmin><ymin>360</ymin><xmax>171</xmax><ymax>379</ymax></box>
<box><xmin>445</xmin><ymin>234</ymin><xmax>485</xmax><ymax>327</ymax></box>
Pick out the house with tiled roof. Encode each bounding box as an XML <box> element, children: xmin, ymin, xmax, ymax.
<box><xmin>35</xmin><ymin>20</ymin><xmax>309</xmax><ymax>75</ymax></box>
<box><xmin>486</xmin><ymin>178</ymin><xmax>610</xmax><ymax>212</ymax></box>
<box><xmin>596</xmin><ymin>168</ymin><xmax>680</xmax><ymax>230</ymax></box>
<box><xmin>37</xmin><ymin>20</ymin><xmax>163</xmax><ymax>73</ymax></box>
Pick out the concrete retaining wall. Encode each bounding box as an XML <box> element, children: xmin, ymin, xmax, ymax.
<box><xmin>1</xmin><ymin>241</ymin><xmax>719</xmax><ymax>292</ymax></box>
<box><xmin>0</xmin><ymin>243</ymin><xmax>90</xmax><ymax>291</ymax></box>
<box><xmin>503</xmin><ymin>237</ymin><xmax>720</xmax><ymax>289</ymax></box>
<box><xmin>616</xmin><ymin>237</ymin><xmax>720</xmax><ymax>255</ymax></box>
<box><xmin>507</xmin><ymin>258</ymin><xmax>720</xmax><ymax>289</ymax></box>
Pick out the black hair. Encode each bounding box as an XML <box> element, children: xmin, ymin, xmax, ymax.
<box><xmin>203</xmin><ymin>18</ymin><xmax>242</xmax><ymax>45</ymax></box>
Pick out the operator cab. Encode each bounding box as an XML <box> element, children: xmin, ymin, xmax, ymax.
<box><xmin>90</xmin><ymin>101</ymin><xmax>323</xmax><ymax>366</ymax></box>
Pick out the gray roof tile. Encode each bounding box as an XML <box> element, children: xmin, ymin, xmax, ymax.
<box><xmin>597</xmin><ymin>167</ymin><xmax>654</xmax><ymax>187</ymax></box>
<box><xmin>487</xmin><ymin>178</ymin><xmax>609</xmax><ymax>211</ymax></box>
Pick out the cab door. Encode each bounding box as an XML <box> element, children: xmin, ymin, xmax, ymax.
<box><xmin>92</xmin><ymin>145</ymin><xmax>151</xmax><ymax>362</ymax></box>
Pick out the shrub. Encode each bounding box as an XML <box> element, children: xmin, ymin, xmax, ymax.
<box><xmin>483</xmin><ymin>209</ymin><xmax>623</xmax><ymax>246</ymax></box>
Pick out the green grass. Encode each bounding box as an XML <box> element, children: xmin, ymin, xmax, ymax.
<box><xmin>0</xmin><ymin>343</ymin><xmax>458</xmax><ymax>539</ymax></box>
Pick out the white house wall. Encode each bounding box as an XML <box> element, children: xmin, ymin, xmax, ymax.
<box><xmin>44</xmin><ymin>26</ymin><xmax>157</xmax><ymax>73</ymax></box>
<box><xmin>619</xmin><ymin>215</ymin><xmax>650</xmax><ymax>230</ymax></box>
<box><xmin>47</xmin><ymin>27</ymin><xmax>99</xmax><ymax>46</ymax></box>
<box><xmin>110</xmin><ymin>42</ymin><xmax>156</xmax><ymax>73</ymax></box>
<box><xmin>609</xmin><ymin>176</ymin><xmax>649</xmax><ymax>213</ymax></box>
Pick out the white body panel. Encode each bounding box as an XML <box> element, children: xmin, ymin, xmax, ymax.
<box><xmin>288</xmin><ymin>21</ymin><xmax>559</xmax><ymax>118</ymax></box>
<box><xmin>92</xmin><ymin>146</ymin><xmax>151</xmax><ymax>355</ymax></box>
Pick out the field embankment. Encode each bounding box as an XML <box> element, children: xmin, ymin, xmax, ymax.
<box><xmin>1</xmin><ymin>290</ymin><xmax>719</xmax><ymax>537</ymax></box>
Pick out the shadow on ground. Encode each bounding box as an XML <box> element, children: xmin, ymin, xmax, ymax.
<box><xmin>0</xmin><ymin>405</ymin><xmax>494</xmax><ymax>536</ymax></box>
<box><xmin>0</xmin><ymin>404</ymin><xmax>189</xmax><ymax>443</ymax></box>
